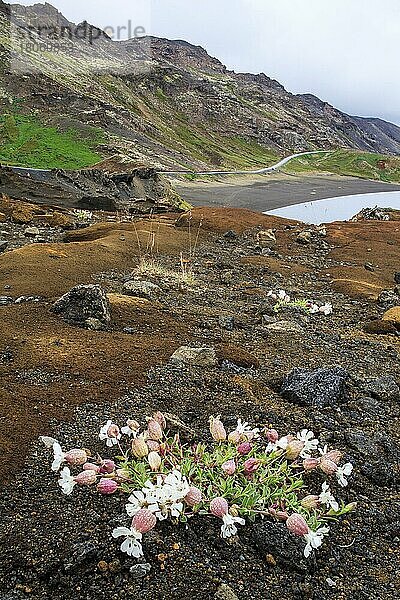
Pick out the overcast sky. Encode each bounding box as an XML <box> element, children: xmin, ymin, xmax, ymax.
<box><xmin>11</xmin><ymin>0</ymin><xmax>400</xmax><ymax>125</ymax></box>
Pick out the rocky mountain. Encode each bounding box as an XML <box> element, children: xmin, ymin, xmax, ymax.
<box><xmin>1</xmin><ymin>1</ymin><xmax>400</xmax><ymax>170</ymax></box>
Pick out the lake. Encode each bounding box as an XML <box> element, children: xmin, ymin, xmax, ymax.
<box><xmin>265</xmin><ymin>190</ymin><xmax>400</xmax><ymax>224</ymax></box>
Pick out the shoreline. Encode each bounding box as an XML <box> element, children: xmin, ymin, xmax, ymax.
<box><xmin>175</xmin><ymin>173</ymin><xmax>400</xmax><ymax>212</ymax></box>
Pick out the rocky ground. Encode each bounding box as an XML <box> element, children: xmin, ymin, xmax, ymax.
<box><xmin>0</xmin><ymin>199</ymin><xmax>399</xmax><ymax>599</ymax></box>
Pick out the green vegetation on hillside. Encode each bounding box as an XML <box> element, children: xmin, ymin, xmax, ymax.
<box><xmin>0</xmin><ymin>113</ymin><xmax>105</xmax><ymax>169</ymax></box>
<box><xmin>286</xmin><ymin>149</ymin><xmax>400</xmax><ymax>183</ymax></box>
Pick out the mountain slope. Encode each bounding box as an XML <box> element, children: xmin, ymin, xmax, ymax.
<box><xmin>1</xmin><ymin>1</ymin><xmax>400</xmax><ymax>170</ymax></box>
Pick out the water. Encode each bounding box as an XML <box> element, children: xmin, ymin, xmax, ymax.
<box><xmin>265</xmin><ymin>190</ymin><xmax>400</xmax><ymax>224</ymax></box>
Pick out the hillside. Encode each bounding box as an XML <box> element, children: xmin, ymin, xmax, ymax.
<box><xmin>1</xmin><ymin>1</ymin><xmax>400</xmax><ymax>171</ymax></box>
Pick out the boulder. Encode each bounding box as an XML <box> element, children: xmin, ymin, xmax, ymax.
<box><xmin>363</xmin><ymin>319</ymin><xmax>398</xmax><ymax>335</ymax></box>
<box><xmin>266</xmin><ymin>320</ymin><xmax>304</xmax><ymax>334</ymax></box>
<box><xmin>257</xmin><ymin>229</ymin><xmax>276</xmax><ymax>248</ymax></box>
<box><xmin>48</xmin><ymin>211</ymin><xmax>74</xmax><ymax>229</ymax></box>
<box><xmin>296</xmin><ymin>231</ymin><xmax>312</xmax><ymax>245</ymax></box>
<box><xmin>0</xmin><ymin>240</ymin><xmax>8</xmax><ymax>252</ymax></box>
<box><xmin>24</xmin><ymin>226</ymin><xmax>40</xmax><ymax>237</ymax></box>
<box><xmin>170</xmin><ymin>346</ymin><xmax>218</xmax><ymax>367</ymax></box>
<box><xmin>394</xmin><ymin>272</ymin><xmax>400</xmax><ymax>284</ymax></box>
<box><xmin>377</xmin><ymin>289</ymin><xmax>399</xmax><ymax>306</ymax></box>
<box><xmin>51</xmin><ymin>284</ymin><xmax>110</xmax><ymax>328</ymax></box>
<box><xmin>122</xmin><ymin>280</ymin><xmax>161</xmax><ymax>300</ymax></box>
<box><xmin>383</xmin><ymin>306</ymin><xmax>400</xmax><ymax>327</ymax></box>
<box><xmin>215</xmin><ymin>584</ymin><xmax>240</xmax><ymax>600</ymax></box>
<box><xmin>362</xmin><ymin>376</ymin><xmax>400</xmax><ymax>403</ymax></box>
<box><xmin>281</xmin><ymin>366</ymin><xmax>348</xmax><ymax>407</ymax></box>
<box><xmin>11</xmin><ymin>206</ymin><xmax>34</xmax><ymax>224</ymax></box>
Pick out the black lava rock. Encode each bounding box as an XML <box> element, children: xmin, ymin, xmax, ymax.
<box><xmin>281</xmin><ymin>366</ymin><xmax>349</xmax><ymax>407</ymax></box>
<box><xmin>362</xmin><ymin>376</ymin><xmax>400</xmax><ymax>403</ymax></box>
<box><xmin>394</xmin><ymin>272</ymin><xmax>400</xmax><ymax>284</ymax></box>
<box><xmin>51</xmin><ymin>284</ymin><xmax>110</xmax><ymax>328</ymax></box>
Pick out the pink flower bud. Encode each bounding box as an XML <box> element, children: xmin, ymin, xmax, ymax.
<box><xmin>97</xmin><ymin>478</ymin><xmax>118</xmax><ymax>495</ymax></box>
<box><xmin>286</xmin><ymin>440</ymin><xmax>304</xmax><ymax>460</ymax></box>
<box><xmin>147</xmin><ymin>419</ymin><xmax>163</xmax><ymax>441</ymax></box>
<box><xmin>99</xmin><ymin>459</ymin><xmax>116</xmax><ymax>474</ymax></box>
<box><xmin>185</xmin><ymin>487</ymin><xmax>202</xmax><ymax>507</ymax></box>
<box><xmin>107</xmin><ymin>424</ymin><xmax>120</xmax><ymax>439</ymax></box>
<box><xmin>209</xmin><ymin>416</ymin><xmax>227</xmax><ymax>442</ymax></box>
<box><xmin>237</xmin><ymin>442</ymin><xmax>252</xmax><ymax>455</ymax></box>
<box><xmin>221</xmin><ymin>459</ymin><xmax>236</xmax><ymax>475</ymax></box>
<box><xmin>83</xmin><ymin>462</ymin><xmax>100</xmax><ymax>473</ymax></box>
<box><xmin>132</xmin><ymin>509</ymin><xmax>157</xmax><ymax>534</ymax></box>
<box><xmin>146</xmin><ymin>439</ymin><xmax>160</xmax><ymax>452</ymax></box>
<box><xmin>131</xmin><ymin>436</ymin><xmax>149</xmax><ymax>458</ymax></box>
<box><xmin>152</xmin><ymin>411</ymin><xmax>166</xmax><ymax>430</ymax></box>
<box><xmin>74</xmin><ymin>469</ymin><xmax>97</xmax><ymax>486</ymax></box>
<box><xmin>286</xmin><ymin>513</ymin><xmax>309</xmax><ymax>536</ymax></box>
<box><xmin>148</xmin><ymin>451</ymin><xmax>162</xmax><ymax>471</ymax></box>
<box><xmin>303</xmin><ymin>458</ymin><xmax>320</xmax><ymax>471</ymax></box>
<box><xmin>324</xmin><ymin>450</ymin><xmax>343</xmax><ymax>464</ymax></box>
<box><xmin>115</xmin><ymin>469</ymin><xmax>131</xmax><ymax>482</ymax></box>
<box><xmin>301</xmin><ymin>495</ymin><xmax>321</xmax><ymax>509</ymax></box>
<box><xmin>265</xmin><ymin>429</ymin><xmax>279</xmax><ymax>443</ymax></box>
<box><xmin>65</xmin><ymin>449</ymin><xmax>87</xmax><ymax>467</ymax></box>
<box><xmin>228</xmin><ymin>430</ymin><xmax>241</xmax><ymax>445</ymax></box>
<box><xmin>320</xmin><ymin>456</ymin><xmax>338</xmax><ymax>475</ymax></box>
<box><xmin>210</xmin><ymin>497</ymin><xmax>228</xmax><ymax>517</ymax></box>
<box><xmin>243</xmin><ymin>458</ymin><xmax>261</xmax><ymax>475</ymax></box>
<box><xmin>276</xmin><ymin>510</ymin><xmax>289</xmax><ymax>522</ymax></box>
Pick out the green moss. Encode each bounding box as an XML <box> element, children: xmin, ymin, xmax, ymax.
<box><xmin>0</xmin><ymin>112</ymin><xmax>105</xmax><ymax>169</ymax></box>
<box><xmin>286</xmin><ymin>149</ymin><xmax>400</xmax><ymax>183</ymax></box>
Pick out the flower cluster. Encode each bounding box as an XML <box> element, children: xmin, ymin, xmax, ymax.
<box><xmin>44</xmin><ymin>412</ymin><xmax>355</xmax><ymax>561</ymax></box>
<box><xmin>267</xmin><ymin>289</ymin><xmax>333</xmax><ymax>316</ymax></box>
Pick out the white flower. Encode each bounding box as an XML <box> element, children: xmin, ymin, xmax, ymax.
<box><xmin>319</xmin><ymin>482</ymin><xmax>339</xmax><ymax>512</ymax></box>
<box><xmin>336</xmin><ymin>462</ymin><xmax>353</xmax><ymax>487</ymax></box>
<box><xmin>121</xmin><ymin>420</ymin><xmax>140</xmax><ymax>437</ymax></box>
<box><xmin>221</xmin><ymin>513</ymin><xmax>245</xmax><ymax>539</ymax></box>
<box><xmin>234</xmin><ymin>419</ymin><xmax>260</xmax><ymax>439</ymax></box>
<box><xmin>267</xmin><ymin>291</ymin><xmax>277</xmax><ymax>300</ymax></box>
<box><xmin>309</xmin><ymin>304</ymin><xmax>320</xmax><ymax>314</ymax></box>
<box><xmin>58</xmin><ymin>467</ymin><xmax>76</xmax><ymax>495</ymax></box>
<box><xmin>297</xmin><ymin>429</ymin><xmax>319</xmax><ymax>458</ymax></box>
<box><xmin>126</xmin><ymin>470</ymin><xmax>190</xmax><ymax>522</ymax></box>
<box><xmin>319</xmin><ymin>303</ymin><xmax>333</xmax><ymax>315</ymax></box>
<box><xmin>51</xmin><ymin>441</ymin><xmax>65</xmax><ymax>471</ymax></box>
<box><xmin>112</xmin><ymin>527</ymin><xmax>143</xmax><ymax>558</ymax></box>
<box><xmin>303</xmin><ymin>525</ymin><xmax>330</xmax><ymax>558</ymax></box>
<box><xmin>278</xmin><ymin>289</ymin><xmax>288</xmax><ymax>301</ymax></box>
<box><xmin>99</xmin><ymin>420</ymin><xmax>121</xmax><ymax>447</ymax></box>
<box><xmin>266</xmin><ymin>435</ymin><xmax>288</xmax><ymax>453</ymax></box>
<box><xmin>126</xmin><ymin>490</ymin><xmax>145</xmax><ymax>517</ymax></box>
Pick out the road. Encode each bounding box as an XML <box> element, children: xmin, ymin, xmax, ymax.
<box><xmin>160</xmin><ymin>150</ymin><xmax>330</xmax><ymax>175</ymax></box>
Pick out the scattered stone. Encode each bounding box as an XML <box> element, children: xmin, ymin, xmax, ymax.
<box><xmin>281</xmin><ymin>366</ymin><xmax>348</xmax><ymax>407</ymax></box>
<box><xmin>215</xmin><ymin>583</ymin><xmax>240</xmax><ymax>600</ymax></box>
<box><xmin>378</xmin><ymin>289</ymin><xmax>399</xmax><ymax>306</ymax></box>
<box><xmin>257</xmin><ymin>229</ymin><xmax>276</xmax><ymax>248</ymax></box>
<box><xmin>223</xmin><ymin>230</ymin><xmax>238</xmax><ymax>240</ymax></box>
<box><xmin>123</xmin><ymin>327</ymin><xmax>135</xmax><ymax>335</ymax></box>
<box><xmin>261</xmin><ymin>314</ymin><xmax>277</xmax><ymax>325</ymax></box>
<box><xmin>383</xmin><ymin>306</ymin><xmax>400</xmax><ymax>327</ymax></box>
<box><xmin>0</xmin><ymin>240</ymin><xmax>8</xmax><ymax>252</ymax></box>
<box><xmin>266</xmin><ymin>320</ymin><xmax>304</xmax><ymax>334</ymax></box>
<box><xmin>364</xmin><ymin>262</ymin><xmax>375</xmax><ymax>272</ymax></box>
<box><xmin>362</xmin><ymin>376</ymin><xmax>400</xmax><ymax>403</ymax></box>
<box><xmin>0</xmin><ymin>212</ymin><xmax>6</xmax><ymax>222</ymax></box>
<box><xmin>394</xmin><ymin>272</ymin><xmax>400</xmax><ymax>284</ymax></box>
<box><xmin>122</xmin><ymin>280</ymin><xmax>162</xmax><ymax>300</ymax></box>
<box><xmin>296</xmin><ymin>231</ymin><xmax>312</xmax><ymax>245</ymax></box>
<box><xmin>24</xmin><ymin>226</ymin><xmax>40</xmax><ymax>237</ymax></box>
<box><xmin>51</xmin><ymin>284</ymin><xmax>111</xmax><ymax>328</ymax></box>
<box><xmin>170</xmin><ymin>346</ymin><xmax>218</xmax><ymax>367</ymax></box>
<box><xmin>130</xmin><ymin>563</ymin><xmax>151</xmax><ymax>578</ymax></box>
<box><xmin>218</xmin><ymin>315</ymin><xmax>235</xmax><ymax>331</ymax></box>
<box><xmin>363</xmin><ymin>319</ymin><xmax>398</xmax><ymax>335</ymax></box>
